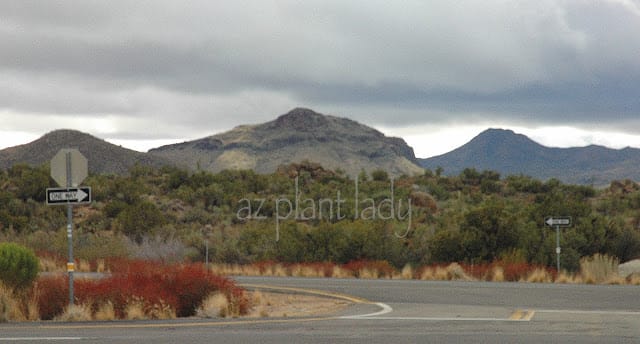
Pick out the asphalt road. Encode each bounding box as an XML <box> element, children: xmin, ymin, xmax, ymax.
<box><xmin>1</xmin><ymin>277</ymin><xmax>638</xmax><ymax>343</ymax></box>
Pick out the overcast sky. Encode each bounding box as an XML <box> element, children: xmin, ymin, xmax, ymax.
<box><xmin>1</xmin><ymin>1</ymin><xmax>639</xmax><ymax>158</ymax></box>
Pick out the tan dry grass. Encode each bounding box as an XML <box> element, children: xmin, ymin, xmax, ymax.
<box><xmin>247</xmin><ymin>291</ymin><xmax>349</xmax><ymax>318</ymax></box>
<box><xmin>580</xmin><ymin>254</ymin><xmax>619</xmax><ymax>284</ymax></box>
<box><xmin>446</xmin><ymin>263</ymin><xmax>473</xmax><ymax>281</ymax></box>
<box><xmin>0</xmin><ymin>284</ymin><xmax>20</xmax><ymax>322</ymax></box>
<box><xmin>358</xmin><ymin>268</ymin><xmax>379</xmax><ymax>279</ymax></box>
<box><xmin>38</xmin><ymin>257</ymin><xmax>60</xmax><ymax>273</ymax></box>
<box><xmin>94</xmin><ymin>301</ymin><xmax>116</xmax><ymax>321</ymax></box>
<box><xmin>290</xmin><ymin>265</ymin><xmax>322</xmax><ymax>278</ymax></box>
<box><xmin>197</xmin><ymin>292</ymin><xmax>232</xmax><ymax>318</ymax></box>
<box><xmin>490</xmin><ymin>266</ymin><xmax>505</xmax><ymax>282</ymax></box>
<box><xmin>147</xmin><ymin>301</ymin><xmax>175</xmax><ymax>320</ymax></box>
<box><xmin>396</xmin><ymin>264</ymin><xmax>414</xmax><ymax>280</ymax></box>
<box><xmin>525</xmin><ymin>268</ymin><xmax>552</xmax><ymax>283</ymax></box>
<box><xmin>554</xmin><ymin>271</ymin><xmax>580</xmax><ymax>284</ymax></box>
<box><xmin>55</xmin><ymin>304</ymin><xmax>92</xmax><ymax>322</ymax></box>
<box><xmin>419</xmin><ymin>267</ymin><xmax>436</xmax><ymax>280</ymax></box>
<box><xmin>78</xmin><ymin>259</ymin><xmax>91</xmax><ymax>273</ymax></box>
<box><xmin>331</xmin><ymin>266</ymin><xmax>352</xmax><ymax>278</ymax></box>
<box><xmin>124</xmin><ymin>298</ymin><xmax>147</xmax><ymax>320</ymax></box>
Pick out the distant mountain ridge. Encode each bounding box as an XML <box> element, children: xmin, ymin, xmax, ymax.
<box><xmin>2</xmin><ymin>115</ymin><xmax>640</xmax><ymax>186</ymax></box>
<box><xmin>419</xmin><ymin>128</ymin><xmax>640</xmax><ymax>186</ymax></box>
<box><xmin>149</xmin><ymin>108</ymin><xmax>423</xmax><ymax>177</ymax></box>
<box><xmin>0</xmin><ymin>129</ymin><xmax>172</xmax><ymax>175</ymax></box>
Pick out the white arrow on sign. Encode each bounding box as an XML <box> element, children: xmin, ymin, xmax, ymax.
<box><xmin>46</xmin><ymin>187</ymin><xmax>91</xmax><ymax>205</ymax></box>
<box><xmin>50</xmin><ymin>189</ymin><xmax>87</xmax><ymax>202</ymax></box>
<box><xmin>545</xmin><ymin>217</ymin><xmax>571</xmax><ymax>227</ymax></box>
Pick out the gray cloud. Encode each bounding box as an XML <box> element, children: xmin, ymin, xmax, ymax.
<box><xmin>1</xmin><ymin>0</ymin><xmax>639</xmax><ymax>143</ymax></box>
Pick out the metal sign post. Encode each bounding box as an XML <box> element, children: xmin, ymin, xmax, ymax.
<box><xmin>545</xmin><ymin>216</ymin><xmax>572</xmax><ymax>271</ymax></box>
<box><xmin>49</xmin><ymin>149</ymin><xmax>89</xmax><ymax>307</ymax></box>
<box><xmin>65</xmin><ymin>151</ymin><xmax>74</xmax><ymax>306</ymax></box>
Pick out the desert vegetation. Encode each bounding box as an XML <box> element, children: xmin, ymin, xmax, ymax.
<box><xmin>0</xmin><ymin>161</ymin><xmax>639</xmax><ymax>294</ymax></box>
<box><xmin>1</xmin><ymin>254</ymin><xmax>249</xmax><ymax>322</ymax></box>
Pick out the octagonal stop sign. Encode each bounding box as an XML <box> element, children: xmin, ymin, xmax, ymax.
<box><xmin>51</xmin><ymin>148</ymin><xmax>88</xmax><ymax>187</ymax></box>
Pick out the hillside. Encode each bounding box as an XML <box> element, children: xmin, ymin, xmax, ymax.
<box><xmin>0</xmin><ymin>129</ymin><xmax>172</xmax><ymax>175</ymax></box>
<box><xmin>149</xmin><ymin>108</ymin><xmax>424</xmax><ymax>177</ymax></box>
<box><xmin>419</xmin><ymin>128</ymin><xmax>640</xmax><ymax>186</ymax></box>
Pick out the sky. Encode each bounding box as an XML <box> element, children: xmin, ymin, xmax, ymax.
<box><xmin>1</xmin><ymin>1</ymin><xmax>640</xmax><ymax>158</ymax></box>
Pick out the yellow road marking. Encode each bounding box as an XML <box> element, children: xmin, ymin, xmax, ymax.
<box><xmin>509</xmin><ymin>309</ymin><xmax>535</xmax><ymax>321</ymax></box>
<box><xmin>241</xmin><ymin>283</ymin><xmax>371</xmax><ymax>304</ymax></box>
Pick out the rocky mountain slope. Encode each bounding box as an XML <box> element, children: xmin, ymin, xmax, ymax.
<box><xmin>149</xmin><ymin>108</ymin><xmax>424</xmax><ymax>177</ymax></box>
<box><xmin>0</xmin><ymin>129</ymin><xmax>172</xmax><ymax>175</ymax></box>
<box><xmin>419</xmin><ymin>128</ymin><xmax>640</xmax><ymax>186</ymax></box>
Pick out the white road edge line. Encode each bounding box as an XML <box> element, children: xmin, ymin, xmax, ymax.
<box><xmin>339</xmin><ymin>302</ymin><xmax>393</xmax><ymax>319</ymax></box>
<box><xmin>535</xmin><ymin>309</ymin><xmax>640</xmax><ymax>315</ymax></box>
<box><xmin>342</xmin><ymin>316</ymin><xmax>531</xmax><ymax>322</ymax></box>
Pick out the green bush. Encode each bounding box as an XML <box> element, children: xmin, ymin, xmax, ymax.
<box><xmin>0</xmin><ymin>243</ymin><xmax>39</xmax><ymax>291</ymax></box>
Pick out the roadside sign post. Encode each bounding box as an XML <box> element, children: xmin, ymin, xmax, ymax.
<box><xmin>49</xmin><ymin>149</ymin><xmax>89</xmax><ymax>307</ymax></box>
<box><xmin>201</xmin><ymin>225</ymin><xmax>213</xmax><ymax>269</ymax></box>
<box><xmin>545</xmin><ymin>216</ymin><xmax>571</xmax><ymax>271</ymax></box>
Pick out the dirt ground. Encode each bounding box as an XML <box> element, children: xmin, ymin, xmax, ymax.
<box><xmin>247</xmin><ymin>291</ymin><xmax>351</xmax><ymax>318</ymax></box>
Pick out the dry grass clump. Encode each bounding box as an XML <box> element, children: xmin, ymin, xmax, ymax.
<box><xmin>525</xmin><ymin>268</ymin><xmax>553</xmax><ymax>283</ymax></box>
<box><xmin>247</xmin><ymin>291</ymin><xmax>270</xmax><ymax>318</ymax></box>
<box><xmin>580</xmin><ymin>254</ymin><xmax>619</xmax><ymax>284</ymax></box>
<box><xmin>290</xmin><ymin>265</ymin><xmax>322</xmax><ymax>278</ymax></box>
<box><xmin>331</xmin><ymin>266</ymin><xmax>351</xmax><ymax>278</ymax></box>
<box><xmin>0</xmin><ymin>283</ymin><xmax>39</xmax><ymax>322</ymax></box>
<box><xmin>197</xmin><ymin>292</ymin><xmax>241</xmax><ymax>318</ymax></box>
<box><xmin>358</xmin><ymin>268</ymin><xmax>379</xmax><ymax>279</ymax></box>
<box><xmin>393</xmin><ymin>264</ymin><xmax>414</xmax><ymax>280</ymax></box>
<box><xmin>54</xmin><ymin>304</ymin><xmax>92</xmax><ymax>322</ymax></box>
<box><xmin>490</xmin><ymin>266</ymin><xmax>505</xmax><ymax>282</ymax></box>
<box><xmin>93</xmin><ymin>301</ymin><xmax>116</xmax><ymax>321</ymax></box>
<box><xmin>554</xmin><ymin>271</ymin><xmax>581</xmax><ymax>284</ymax></box>
<box><xmin>124</xmin><ymin>298</ymin><xmax>147</xmax><ymax>320</ymax></box>
<box><xmin>418</xmin><ymin>263</ymin><xmax>474</xmax><ymax>281</ymax></box>
<box><xmin>78</xmin><ymin>259</ymin><xmax>91</xmax><ymax>273</ymax></box>
<box><xmin>146</xmin><ymin>301</ymin><xmax>176</xmax><ymax>320</ymax></box>
<box><xmin>0</xmin><ymin>284</ymin><xmax>20</xmax><ymax>322</ymax></box>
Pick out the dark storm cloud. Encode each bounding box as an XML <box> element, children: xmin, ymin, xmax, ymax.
<box><xmin>0</xmin><ymin>0</ymin><xmax>639</xmax><ymax>140</ymax></box>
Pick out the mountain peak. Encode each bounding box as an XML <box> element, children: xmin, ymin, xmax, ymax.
<box><xmin>273</xmin><ymin>108</ymin><xmax>329</xmax><ymax>130</ymax></box>
<box><xmin>0</xmin><ymin>129</ymin><xmax>171</xmax><ymax>175</ymax></box>
<box><xmin>151</xmin><ymin>108</ymin><xmax>423</xmax><ymax>177</ymax></box>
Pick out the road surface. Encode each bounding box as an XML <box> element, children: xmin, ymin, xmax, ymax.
<box><xmin>1</xmin><ymin>277</ymin><xmax>638</xmax><ymax>343</ymax></box>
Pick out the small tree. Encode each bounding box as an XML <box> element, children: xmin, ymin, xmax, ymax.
<box><xmin>0</xmin><ymin>243</ymin><xmax>39</xmax><ymax>291</ymax></box>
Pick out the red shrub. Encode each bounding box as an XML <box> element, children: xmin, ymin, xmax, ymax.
<box><xmin>74</xmin><ymin>260</ymin><xmax>248</xmax><ymax>318</ymax></box>
<box><xmin>34</xmin><ymin>275</ymin><xmax>68</xmax><ymax>320</ymax></box>
<box><xmin>343</xmin><ymin>260</ymin><xmax>396</xmax><ymax>278</ymax></box>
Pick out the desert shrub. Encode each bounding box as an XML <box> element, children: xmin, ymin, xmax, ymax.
<box><xmin>0</xmin><ymin>243</ymin><xmax>39</xmax><ymax>291</ymax></box>
<box><xmin>75</xmin><ymin>260</ymin><xmax>249</xmax><ymax>318</ymax></box>
<box><xmin>35</xmin><ymin>276</ymin><xmax>68</xmax><ymax>320</ymax></box>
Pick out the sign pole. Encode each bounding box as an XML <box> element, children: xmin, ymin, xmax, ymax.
<box><xmin>555</xmin><ymin>225</ymin><xmax>560</xmax><ymax>272</ymax></box>
<box><xmin>66</xmin><ymin>151</ymin><xmax>74</xmax><ymax>306</ymax></box>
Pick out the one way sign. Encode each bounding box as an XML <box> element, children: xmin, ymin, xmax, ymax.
<box><xmin>46</xmin><ymin>187</ymin><xmax>91</xmax><ymax>205</ymax></box>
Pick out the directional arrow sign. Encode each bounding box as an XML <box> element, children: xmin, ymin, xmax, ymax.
<box><xmin>46</xmin><ymin>187</ymin><xmax>91</xmax><ymax>205</ymax></box>
<box><xmin>545</xmin><ymin>216</ymin><xmax>571</xmax><ymax>227</ymax></box>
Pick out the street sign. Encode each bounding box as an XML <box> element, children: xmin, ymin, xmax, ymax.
<box><xmin>51</xmin><ymin>149</ymin><xmax>88</xmax><ymax>187</ymax></box>
<box><xmin>545</xmin><ymin>216</ymin><xmax>571</xmax><ymax>227</ymax></box>
<box><xmin>46</xmin><ymin>187</ymin><xmax>91</xmax><ymax>205</ymax></box>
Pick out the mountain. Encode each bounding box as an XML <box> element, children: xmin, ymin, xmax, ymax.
<box><xmin>149</xmin><ymin>108</ymin><xmax>423</xmax><ymax>177</ymax></box>
<box><xmin>0</xmin><ymin>129</ymin><xmax>172</xmax><ymax>175</ymax></box>
<box><xmin>418</xmin><ymin>128</ymin><xmax>640</xmax><ymax>186</ymax></box>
